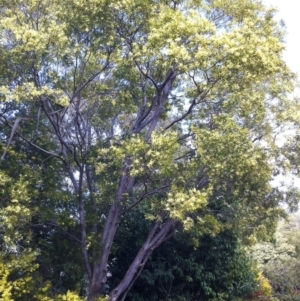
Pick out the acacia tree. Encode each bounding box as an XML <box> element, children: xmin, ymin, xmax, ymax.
<box><xmin>0</xmin><ymin>0</ymin><xmax>297</xmax><ymax>300</ymax></box>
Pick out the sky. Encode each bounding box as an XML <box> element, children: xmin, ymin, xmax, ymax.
<box><xmin>262</xmin><ymin>1</ymin><xmax>300</xmax><ymax>194</ymax></box>
<box><xmin>263</xmin><ymin>0</ymin><xmax>300</xmax><ymax>75</ymax></box>
<box><xmin>261</xmin><ymin>1</ymin><xmax>300</xmax><ymax>191</ymax></box>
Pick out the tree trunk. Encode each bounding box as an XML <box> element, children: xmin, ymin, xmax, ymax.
<box><xmin>86</xmin><ymin>165</ymin><xmax>133</xmax><ymax>301</ymax></box>
<box><xmin>86</xmin><ymin>200</ymin><xmax>122</xmax><ymax>301</ymax></box>
<box><xmin>108</xmin><ymin>219</ymin><xmax>175</xmax><ymax>301</ymax></box>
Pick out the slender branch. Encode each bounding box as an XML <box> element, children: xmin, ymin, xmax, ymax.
<box><xmin>133</xmin><ymin>58</ymin><xmax>159</xmax><ymax>91</ymax></box>
<box><xmin>174</xmin><ymin>150</ymin><xmax>196</xmax><ymax>161</ymax></box>
<box><xmin>1</xmin><ymin>117</ymin><xmax>31</xmax><ymax>160</ymax></box>
<box><xmin>252</xmin><ymin>135</ymin><xmax>264</xmax><ymax>143</ymax></box>
<box><xmin>30</xmin><ymin>222</ymin><xmax>82</xmax><ymax>244</ymax></box>
<box><xmin>36</xmin><ymin>105</ymin><xmax>41</xmax><ymax>131</ymax></box>
<box><xmin>164</xmin><ymin>98</ymin><xmax>198</xmax><ymax>130</ymax></box>
<box><xmin>72</xmin><ymin>57</ymin><xmax>111</xmax><ymax>101</ymax></box>
<box><xmin>78</xmin><ymin>165</ymin><xmax>93</xmax><ymax>281</ymax></box>
<box><xmin>121</xmin><ymin>184</ymin><xmax>171</xmax><ymax>214</ymax></box>
<box><xmin>0</xmin><ymin>117</ymin><xmax>60</xmax><ymax>160</ymax></box>
<box><xmin>145</xmin><ymin>70</ymin><xmax>177</xmax><ymax>141</ymax></box>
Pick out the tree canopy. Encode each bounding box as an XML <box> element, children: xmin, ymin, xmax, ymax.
<box><xmin>0</xmin><ymin>0</ymin><xmax>298</xmax><ymax>300</ymax></box>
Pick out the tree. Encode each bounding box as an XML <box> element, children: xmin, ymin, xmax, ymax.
<box><xmin>250</xmin><ymin>216</ymin><xmax>300</xmax><ymax>301</ymax></box>
<box><xmin>0</xmin><ymin>0</ymin><xmax>297</xmax><ymax>300</ymax></box>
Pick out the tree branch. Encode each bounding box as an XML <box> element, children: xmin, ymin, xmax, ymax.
<box><xmin>30</xmin><ymin>222</ymin><xmax>82</xmax><ymax>244</ymax></box>
<box><xmin>121</xmin><ymin>183</ymin><xmax>171</xmax><ymax>215</ymax></box>
<box><xmin>0</xmin><ymin>117</ymin><xmax>60</xmax><ymax>160</ymax></box>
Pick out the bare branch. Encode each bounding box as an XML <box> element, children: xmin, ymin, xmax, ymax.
<box><xmin>0</xmin><ymin>117</ymin><xmax>60</xmax><ymax>160</ymax></box>
<box><xmin>133</xmin><ymin>58</ymin><xmax>159</xmax><ymax>91</ymax></box>
<box><xmin>164</xmin><ymin>98</ymin><xmax>198</xmax><ymax>130</ymax></box>
<box><xmin>1</xmin><ymin>117</ymin><xmax>31</xmax><ymax>160</ymax></box>
<box><xmin>77</xmin><ymin>166</ymin><xmax>93</xmax><ymax>281</ymax></box>
<box><xmin>72</xmin><ymin>57</ymin><xmax>111</xmax><ymax>101</ymax></box>
<box><xmin>121</xmin><ymin>183</ymin><xmax>171</xmax><ymax>214</ymax></box>
<box><xmin>31</xmin><ymin>222</ymin><xmax>82</xmax><ymax>244</ymax></box>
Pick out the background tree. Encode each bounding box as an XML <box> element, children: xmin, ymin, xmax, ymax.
<box><xmin>0</xmin><ymin>0</ymin><xmax>298</xmax><ymax>300</ymax></box>
<box><xmin>250</xmin><ymin>215</ymin><xmax>300</xmax><ymax>301</ymax></box>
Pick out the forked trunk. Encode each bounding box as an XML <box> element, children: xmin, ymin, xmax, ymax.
<box><xmin>108</xmin><ymin>219</ymin><xmax>175</xmax><ymax>301</ymax></box>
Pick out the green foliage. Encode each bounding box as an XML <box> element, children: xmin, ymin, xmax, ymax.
<box><xmin>0</xmin><ymin>148</ymin><xmax>86</xmax><ymax>298</ymax></box>
<box><xmin>0</xmin><ymin>250</ymin><xmax>84</xmax><ymax>301</ymax></box>
<box><xmin>0</xmin><ymin>261</ymin><xmax>13</xmax><ymax>301</ymax></box>
<box><xmin>250</xmin><ymin>216</ymin><xmax>300</xmax><ymax>301</ymax></box>
<box><xmin>110</xmin><ymin>211</ymin><xmax>258</xmax><ymax>301</ymax></box>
